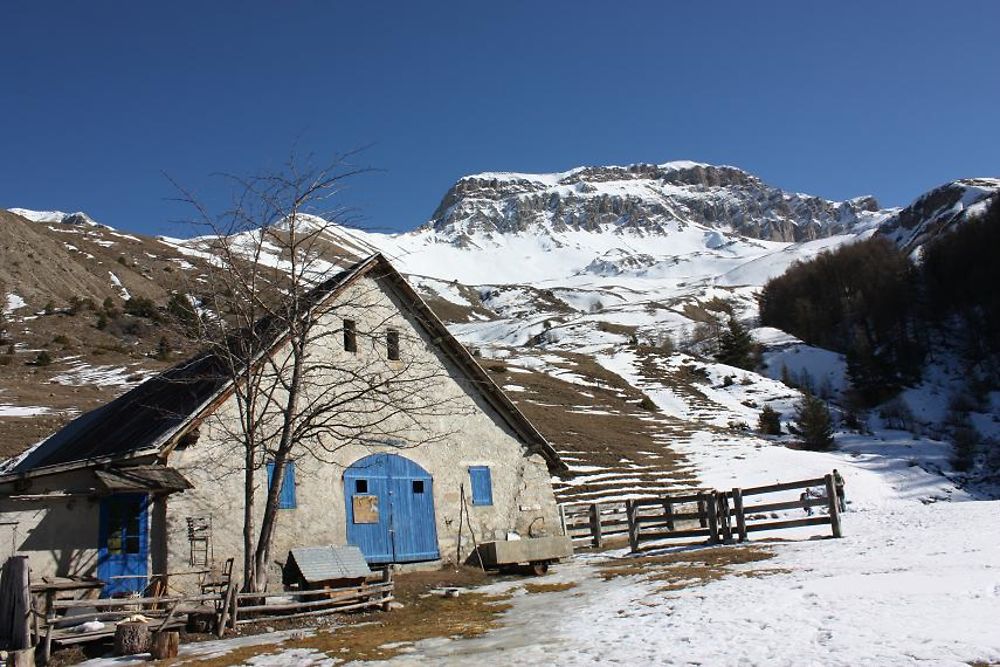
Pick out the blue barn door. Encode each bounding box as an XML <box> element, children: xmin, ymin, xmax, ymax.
<box><xmin>343</xmin><ymin>456</ymin><xmax>393</xmax><ymax>562</ymax></box>
<box><xmin>386</xmin><ymin>455</ymin><xmax>439</xmax><ymax>562</ymax></box>
<box><xmin>344</xmin><ymin>454</ymin><xmax>439</xmax><ymax>563</ymax></box>
<box><xmin>97</xmin><ymin>494</ymin><xmax>149</xmax><ymax>597</ymax></box>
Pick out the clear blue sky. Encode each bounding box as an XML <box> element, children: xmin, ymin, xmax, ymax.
<box><xmin>2</xmin><ymin>1</ymin><xmax>998</xmax><ymax>236</ymax></box>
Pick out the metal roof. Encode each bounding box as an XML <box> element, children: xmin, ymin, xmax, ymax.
<box><xmin>287</xmin><ymin>545</ymin><xmax>372</xmax><ymax>583</ymax></box>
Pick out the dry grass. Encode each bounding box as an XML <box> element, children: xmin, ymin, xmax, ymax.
<box><xmin>175</xmin><ymin>567</ymin><xmax>512</xmax><ymax>666</ymax></box>
<box><xmin>522</xmin><ymin>581</ymin><xmax>578</xmax><ymax>594</ymax></box>
<box><xmin>597</xmin><ymin>544</ymin><xmax>776</xmax><ymax>593</ymax></box>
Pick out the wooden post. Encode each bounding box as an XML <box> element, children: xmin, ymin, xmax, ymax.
<box><xmin>151</xmin><ymin>631</ymin><xmax>180</xmax><ymax>659</ymax></box>
<box><xmin>625</xmin><ymin>500</ymin><xmax>639</xmax><ymax>553</ymax></box>
<box><xmin>705</xmin><ymin>493</ymin><xmax>719</xmax><ymax>544</ymax></box>
<box><xmin>732</xmin><ymin>487</ymin><xmax>748</xmax><ymax>542</ymax></box>
<box><xmin>697</xmin><ymin>498</ymin><xmax>708</xmax><ymax>527</ymax></box>
<box><xmin>5</xmin><ymin>556</ymin><xmax>31</xmax><ymax>651</ymax></box>
<box><xmin>825</xmin><ymin>474</ymin><xmax>843</xmax><ymax>538</ymax></box>
<box><xmin>663</xmin><ymin>500</ymin><xmax>675</xmax><ymax>531</ymax></box>
<box><xmin>589</xmin><ymin>503</ymin><xmax>604</xmax><ymax>549</ymax></box>
<box><xmin>559</xmin><ymin>504</ymin><xmax>568</xmax><ymax>536</ymax></box>
<box><xmin>380</xmin><ymin>567</ymin><xmax>394</xmax><ymax>611</ymax></box>
<box><xmin>217</xmin><ymin>580</ymin><xmax>235</xmax><ymax>637</ymax></box>
<box><xmin>717</xmin><ymin>492</ymin><xmax>733</xmax><ymax>544</ymax></box>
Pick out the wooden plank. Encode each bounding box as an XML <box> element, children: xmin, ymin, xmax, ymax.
<box><xmin>635</xmin><ymin>527</ymin><xmax>714</xmax><ymax>542</ymax></box>
<box><xmin>740</xmin><ymin>477</ymin><xmax>828</xmax><ymax>497</ymax></box>
<box><xmin>745</xmin><ymin>516</ymin><xmax>832</xmax><ymax>532</ymax></box>
<box><xmin>52</xmin><ymin>592</ymin><xmax>220</xmax><ymax>609</ymax></box>
<box><xmin>234</xmin><ymin>595</ymin><xmax>391</xmax><ymax>623</ymax></box>
<box><xmin>743</xmin><ymin>497</ymin><xmax>828</xmax><ymax>514</ymax></box>
<box><xmin>235</xmin><ymin>584</ymin><xmax>393</xmax><ymax>612</ymax></box>
<box><xmin>732</xmin><ymin>488</ymin><xmax>748</xmax><ymax>542</ymax></box>
<box><xmin>825</xmin><ymin>473</ymin><xmax>843</xmax><ymax>538</ymax></box>
<box><xmin>664</xmin><ymin>500</ymin><xmax>675</xmax><ymax>531</ymax></box>
<box><xmin>635</xmin><ymin>511</ymin><xmax>705</xmax><ymax>524</ymax></box>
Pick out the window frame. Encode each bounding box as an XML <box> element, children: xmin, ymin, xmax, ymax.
<box><xmin>386</xmin><ymin>328</ymin><xmax>400</xmax><ymax>361</ymax></box>
<box><xmin>343</xmin><ymin>319</ymin><xmax>357</xmax><ymax>353</ymax></box>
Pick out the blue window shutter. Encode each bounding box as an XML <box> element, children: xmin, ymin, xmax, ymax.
<box><xmin>282</xmin><ymin>462</ymin><xmax>297</xmax><ymax>509</ymax></box>
<box><xmin>469</xmin><ymin>466</ymin><xmax>493</xmax><ymax>506</ymax></box>
<box><xmin>266</xmin><ymin>462</ymin><xmax>297</xmax><ymax>509</ymax></box>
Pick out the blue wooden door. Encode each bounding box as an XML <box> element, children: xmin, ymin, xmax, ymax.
<box><xmin>344</xmin><ymin>456</ymin><xmax>393</xmax><ymax>563</ymax></box>
<box><xmin>386</xmin><ymin>455</ymin><xmax>439</xmax><ymax>562</ymax></box>
<box><xmin>344</xmin><ymin>454</ymin><xmax>439</xmax><ymax>563</ymax></box>
<box><xmin>97</xmin><ymin>494</ymin><xmax>149</xmax><ymax>597</ymax></box>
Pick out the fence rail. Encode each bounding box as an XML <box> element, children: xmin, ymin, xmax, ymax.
<box><xmin>559</xmin><ymin>471</ymin><xmax>843</xmax><ymax>553</ymax></box>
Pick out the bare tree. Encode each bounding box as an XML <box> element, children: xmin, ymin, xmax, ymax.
<box><xmin>170</xmin><ymin>155</ymin><xmax>468</xmax><ymax>591</ymax></box>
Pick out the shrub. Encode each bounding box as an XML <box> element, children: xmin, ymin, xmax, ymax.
<box><xmin>43</xmin><ymin>300</ymin><xmax>56</xmax><ymax>315</ymax></box>
<box><xmin>795</xmin><ymin>393</ymin><xmax>834</xmax><ymax>451</ymax></box>
<box><xmin>96</xmin><ymin>313</ymin><xmax>108</xmax><ymax>330</ymax></box>
<box><xmin>715</xmin><ymin>317</ymin><xmax>756</xmax><ymax>370</ymax></box>
<box><xmin>33</xmin><ymin>350</ymin><xmax>53</xmax><ymax>366</ymax></box>
<box><xmin>879</xmin><ymin>397</ymin><xmax>915</xmax><ymax>432</ymax></box>
<box><xmin>123</xmin><ymin>296</ymin><xmax>160</xmax><ymax>320</ymax></box>
<box><xmin>155</xmin><ymin>336</ymin><xmax>172</xmax><ymax>361</ymax></box>
<box><xmin>758</xmin><ymin>405</ymin><xmax>782</xmax><ymax>435</ymax></box>
<box><xmin>52</xmin><ymin>334</ymin><xmax>71</xmax><ymax>347</ymax></box>
<box><xmin>639</xmin><ymin>395</ymin><xmax>658</xmax><ymax>412</ymax></box>
<box><xmin>117</xmin><ymin>255</ymin><xmax>128</xmax><ymax>266</ymax></box>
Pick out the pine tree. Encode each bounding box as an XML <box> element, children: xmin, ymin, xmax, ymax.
<box><xmin>795</xmin><ymin>392</ymin><xmax>834</xmax><ymax>451</ymax></box>
<box><xmin>715</xmin><ymin>317</ymin><xmax>755</xmax><ymax>370</ymax></box>
<box><xmin>758</xmin><ymin>405</ymin><xmax>782</xmax><ymax>435</ymax></box>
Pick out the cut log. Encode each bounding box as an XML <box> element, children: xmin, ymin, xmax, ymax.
<box><xmin>113</xmin><ymin>621</ymin><xmax>149</xmax><ymax>656</ymax></box>
<box><xmin>9</xmin><ymin>648</ymin><xmax>35</xmax><ymax>667</ymax></box>
<box><xmin>151</xmin><ymin>631</ymin><xmax>180</xmax><ymax>659</ymax></box>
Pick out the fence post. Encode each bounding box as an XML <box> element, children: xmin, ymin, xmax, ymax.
<box><xmin>704</xmin><ymin>494</ymin><xmax>719</xmax><ymax>544</ymax></box>
<box><xmin>731</xmin><ymin>487</ymin><xmax>748</xmax><ymax>542</ymax></box>
<box><xmin>589</xmin><ymin>503</ymin><xmax>604</xmax><ymax>549</ymax></box>
<box><xmin>697</xmin><ymin>497</ymin><xmax>708</xmax><ymax>527</ymax></box>
<box><xmin>825</xmin><ymin>474</ymin><xmax>843</xmax><ymax>538</ymax></box>
<box><xmin>626</xmin><ymin>500</ymin><xmax>639</xmax><ymax>553</ymax></box>
<box><xmin>663</xmin><ymin>499</ymin><xmax>675</xmax><ymax>531</ymax></box>
<box><xmin>559</xmin><ymin>505</ymin><xmax>568</xmax><ymax>537</ymax></box>
<box><xmin>717</xmin><ymin>492</ymin><xmax>733</xmax><ymax>544</ymax></box>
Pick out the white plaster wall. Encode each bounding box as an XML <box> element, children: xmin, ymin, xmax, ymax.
<box><xmin>165</xmin><ymin>274</ymin><xmax>561</xmax><ymax>591</ymax></box>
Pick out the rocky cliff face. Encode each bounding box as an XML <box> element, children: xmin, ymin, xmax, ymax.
<box><xmin>424</xmin><ymin>161</ymin><xmax>888</xmax><ymax>245</ymax></box>
<box><xmin>877</xmin><ymin>178</ymin><xmax>1000</xmax><ymax>257</ymax></box>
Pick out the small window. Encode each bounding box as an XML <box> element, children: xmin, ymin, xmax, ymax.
<box><xmin>343</xmin><ymin>319</ymin><xmax>357</xmax><ymax>353</ymax></box>
<box><xmin>355</xmin><ymin>479</ymin><xmax>368</xmax><ymax>493</ymax></box>
<box><xmin>387</xmin><ymin>329</ymin><xmax>400</xmax><ymax>361</ymax></box>
<box><xmin>412</xmin><ymin>480</ymin><xmax>424</xmax><ymax>494</ymax></box>
<box><xmin>266</xmin><ymin>461</ymin><xmax>297</xmax><ymax>509</ymax></box>
<box><xmin>469</xmin><ymin>466</ymin><xmax>493</xmax><ymax>506</ymax></box>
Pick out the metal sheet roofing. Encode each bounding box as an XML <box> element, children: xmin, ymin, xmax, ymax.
<box><xmin>287</xmin><ymin>545</ymin><xmax>372</xmax><ymax>583</ymax></box>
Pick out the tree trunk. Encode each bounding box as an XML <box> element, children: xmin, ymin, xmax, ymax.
<box><xmin>151</xmin><ymin>631</ymin><xmax>180</xmax><ymax>659</ymax></box>
<box><xmin>114</xmin><ymin>621</ymin><xmax>149</xmax><ymax>656</ymax></box>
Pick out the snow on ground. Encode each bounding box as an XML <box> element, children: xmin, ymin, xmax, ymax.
<box><xmin>0</xmin><ymin>404</ymin><xmax>54</xmax><ymax>417</ymax></box>
<box><xmin>4</xmin><ymin>293</ymin><xmax>27</xmax><ymax>314</ymax></box>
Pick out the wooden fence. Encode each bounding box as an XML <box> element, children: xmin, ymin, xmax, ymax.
<box><xmin>560</xmin><ymin>472</ymin><xmax>843</xmax><ymax>553</ymax></box>
<box><xmin>3</xmin><ymin>561</ymin><xmax>394</xmax><ymax>663</ymax></box>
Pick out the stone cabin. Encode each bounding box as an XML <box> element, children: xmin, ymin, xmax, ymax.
<box><xmin>0</xmin><ymin>254</ymin><xmax>567</xmax><ymax>594</ymax></box>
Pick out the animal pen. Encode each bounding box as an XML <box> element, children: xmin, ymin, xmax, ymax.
<box><xmin>0</xmin><ymin>551</ymin><xmax>394</xmax><ymax>664</ymax></box>
<box><xmin>560</xmin><ymin>471</ymin><xmax>844</xmax><ymax>552</ymax></box>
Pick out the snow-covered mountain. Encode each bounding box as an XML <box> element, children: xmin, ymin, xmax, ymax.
<box><xmin>426</xmin><ymin>161</ymin><xmax>888</xmax><ymax>242</ymax></box>
<box><xmin>4</xmin><ymin>165</ymin><xmax>999</xmax><ymax>502</ymax></box>
<box><xmin>878</xmin><ymin>177</ymin><xmax>1000</xmax><ymax>258</ymax></box>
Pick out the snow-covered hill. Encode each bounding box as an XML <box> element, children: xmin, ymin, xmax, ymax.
<box><xmin>4</xmin><ymin>165</ymin><xmax>999</xmax><ymax>502</ymax></box>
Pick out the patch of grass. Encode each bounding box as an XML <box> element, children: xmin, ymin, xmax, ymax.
<box><xmin>598</xmin><ymin>544</ymin><xmax>775</xmax><ymax>588</ymax></box>
<box><xmin>185</xmin><ymin>569</ymin><xmax>512</xmax><ymax>666</ymax></box>
<box><xmin>522</xmin><ymin>581</ymin><xmax>578</xmax><ymax>594</ymax></box>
